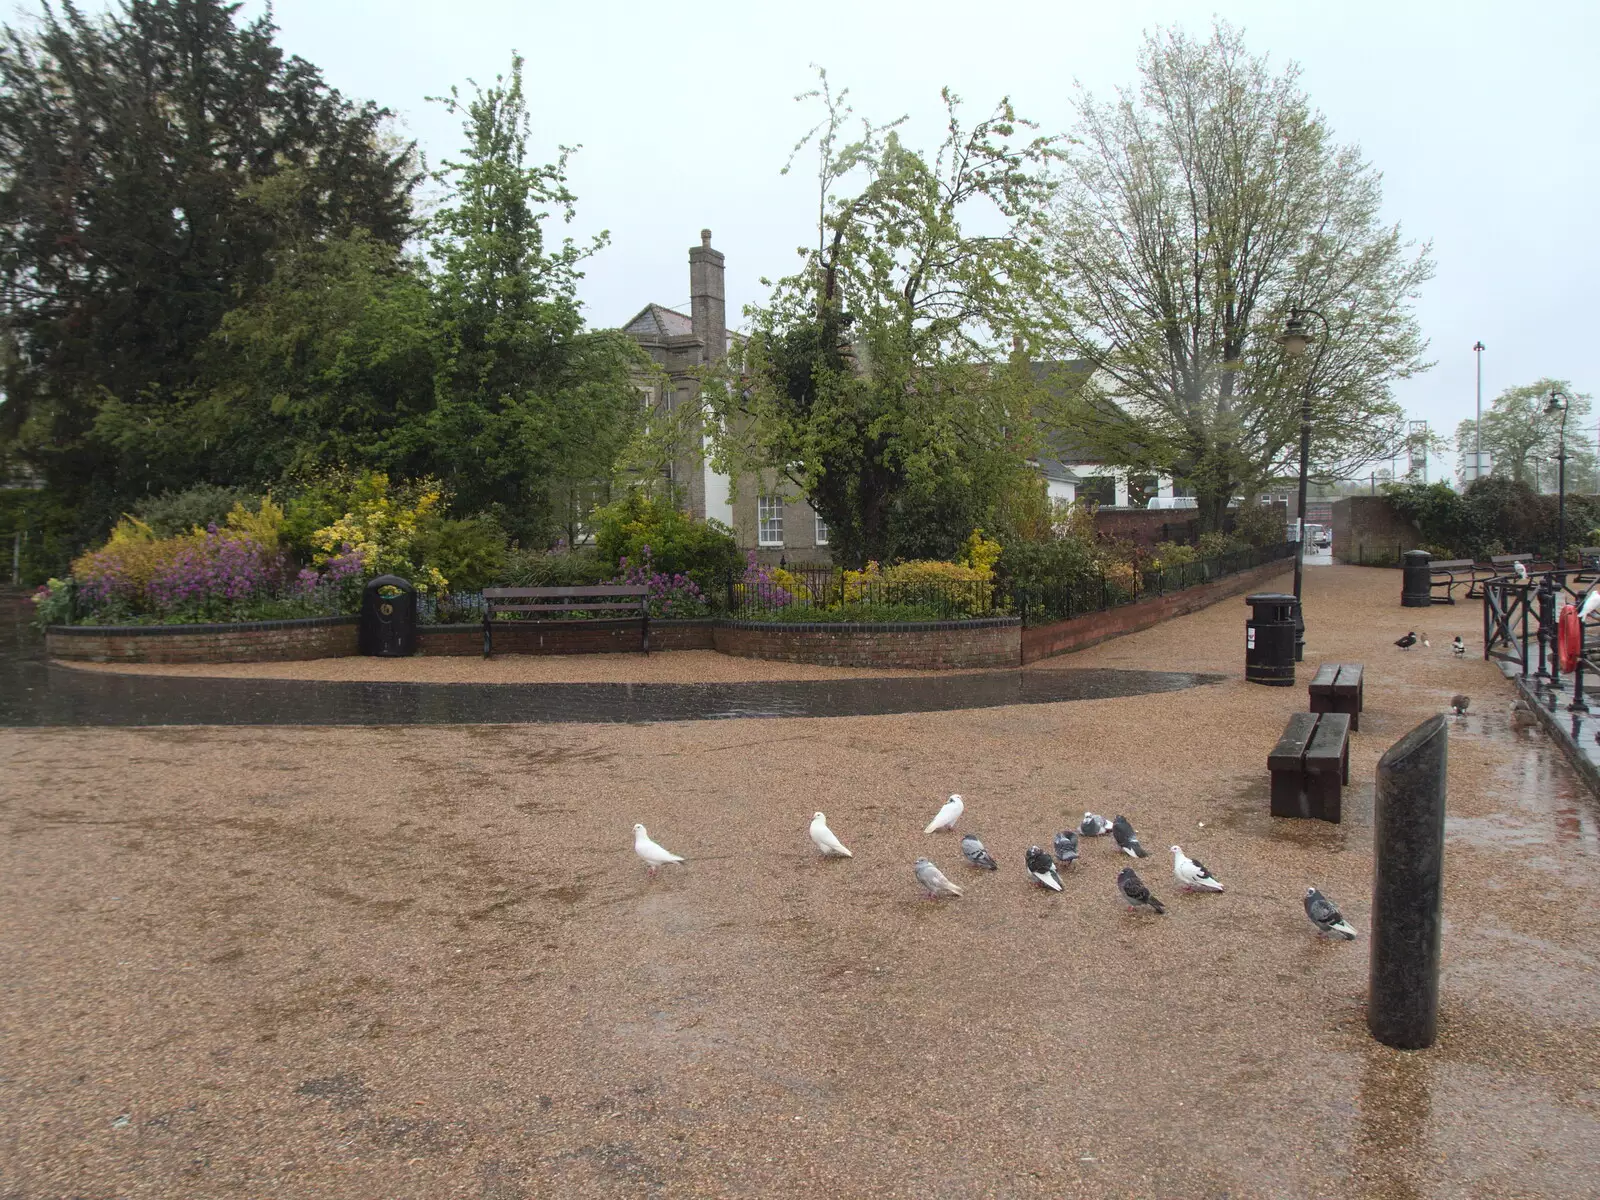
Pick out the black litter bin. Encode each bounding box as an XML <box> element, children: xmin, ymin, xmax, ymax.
<box><xmin>1401</xmin><ymin>549</ymin><xmax>1433</xmax><ymax>608</ymax></box>
<box><xmin>1245</xmin><ymin>592</ymin><xmax>1298</xmax><ymax>687</ymax></box>
<box><xmin>359</xmin><ymin>574</ymin><xmax>417</xmax><ymax>657</ymax></box>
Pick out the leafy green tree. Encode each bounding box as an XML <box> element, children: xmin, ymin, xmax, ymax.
<box><xmin>705</xmin><ymin>72</ymin><xmax>1061</xmax><ymax>566</ymax></box>
<box><xmin>1455</xmin><ymin>379</ymin><xmax>1595</xmax><ymax>492</ymax></box>
<box><xmin>422</xmin><ymin>55</ymin><xmax>643</xmax><ymax>544</ymax></box>
<box><xmin>1042</xmin><ymin>22</ymin><xmax>1434</xmax><ymax>531</ymax></box>
<box><xmin>0</xmin><ymin>0</ymin><xmax>419</xmax><ymax>524</ymax></box>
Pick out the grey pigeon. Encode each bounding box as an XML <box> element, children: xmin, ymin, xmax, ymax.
<box><xmin>1025</xmin><ymin>845</ymin><xmax>1062</xmax><ymax>892</ymax></box>
<box><xmin>1395</xmin><ymin>631</ymin><xmax>1417</xmax><ymax>650</ymax></box>
<box><xmin>960</xmin><ymin>833</ymin><xmax>998</xmax><ymax>871</ymax></box>
<box><xmin>1304</xmin><ymin>887</ymin><xmax>1357</xmax><ymax>939</ymax></box>
<box><xmin>1117</xmin><ymin>866</ymin><xmax>1165</xmax><ymax>914</ymax></box>
<box><xmin>1080</xmin><ymin>811</ymin><xmax>1114</xmax><ymax>837</ymax></box>
<box><xmin>1112</xmin><ymin>815</ymin><xmax>1149</xmax><ymax>858</ymax></box>
<box><xmin>914</xmin><ymin>858</ymin><xmax>963</xmax><ymax>899</ymax></box>
<box><xmin>1052</xmin><ymin>829</ymin><xmax>1080</xmax><ymax>867</ymax></box>
<box><xmin>1452</xmin><ymin>636</ymin><xmax>1466</xmax><ymax>656</ymax></box>
<box><xmin>1450</xmin><ymin>694</ymin><xmax>1470</xmax><ymax>715</ymax></box>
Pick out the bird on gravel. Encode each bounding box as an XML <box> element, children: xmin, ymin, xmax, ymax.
<box><xmin>924</xmin><ymin>794</ymin><xmax>964</xmax><ymax>834</ymax></box>
<box><xmin>1052</xmin><ymin>829</ymin><xmax>1080</xmax><ymax>868</ymax></box>
<box><xmin>1080</xmin><ymin>812</ymin><xmax>1114</xmax><ymax>837</ymax></box>
<box><xmin>1025</xmin><ymin>845</ymin><xmax>1063</xmax><ymax>892</ymax></box>
<box><xmin>1395</xmin><ymin>631</ymin><xmax>1418</xmax><ymax>650</ymax></box>
<box><xmin>1450</xmin><ymin>695</ymin><xmax>1470</xmax><ymax>716</ymax></box>
<box><xmin>1117</xmin><ymin>867</ymin><xmax>1165</xmax><ymax>914</ymax></box>
<box><xmin>809</xmin><ymin>812</ymin><xmax>852</xmax><ymax>858</ymax></box>
<box><xmin>1452</xmin><ymin>636</ymin><xmax>1466</xmax><ymax>656</ymax></box>
<box><xmin>1510</xmin><ymin>700</ymin><xmax>1538</xmax><ymax>731</ymax></box>
<box><xmin>1514</xmin><ymin>561</ymin><xmax>1529</xmax><ymax>584</ymax></box>
<box><xmin>1112</xmin><ymin>814</ymin><xmax>1150</xmax><ymax>858</ymax></box>
<box><xmin>1304</xmin><ymin>887</ymin><xmax>1357</xmax><ymax>939</ymax></box>
<box><xmin>1421</xmin><ymin>633</ymin><xmax>1431</xmax><ymax>647</ymax></box>
<box><xmin>914</xmin><ymin>858</ymin><xmax>962</xmax><ymax>899</ymax></box>
<box><xmin>960</xmin><ymin>833</ymin><xmax>999</xmax><ymax>870</ymax></box>
<box><xmin>1170</xmin><ymin>845</ymin><xmax>1225</xmax><ymax>892</ymax></box>
<box><xmin>633</xmin><ymin>824</ymin><xmax>685</xmax><ymax>878</ymax></box>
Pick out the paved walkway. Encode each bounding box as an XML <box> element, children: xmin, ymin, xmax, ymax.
<box><xmin>3</xmin><ymin>565</ymin><xmax>1598</xmax><ymax>1198</ymax></box>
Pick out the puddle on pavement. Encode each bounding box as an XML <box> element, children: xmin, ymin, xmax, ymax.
<box><xmin>0</xmin><ymin>601</ymin><xmax>1223</xmax><ymax>726</ymax></box>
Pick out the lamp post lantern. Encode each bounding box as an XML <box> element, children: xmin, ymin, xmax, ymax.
<box><xmin>1278</xmin><ymin>307</ymin><xmax>1330</xmax><ymax>660</ymax></box>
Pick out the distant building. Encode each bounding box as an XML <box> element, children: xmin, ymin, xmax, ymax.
<box><xmin>620</xmin><ymin>234</ymin><xmax>1178</xmax><ymax>560</ymax></box>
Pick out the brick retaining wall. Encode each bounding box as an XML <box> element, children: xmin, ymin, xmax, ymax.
<box><xmin>419</xmin><ymin>620</ymin><xmax>716</xmax><ymax>656</ymax></box>
<box><xmin>47</xmin><ymin>616</ymin><xmax>358</xmax><ymax>664</ymax></box>
<box><xmin>1020</xmin><ymin>557</ymin><xmax>1293</xmax><ymax>663</ymax></box>
<box><xmin>714</xmin><ymin>618</ymin><xmax>1020</xmax><ymax>670</ymax></box>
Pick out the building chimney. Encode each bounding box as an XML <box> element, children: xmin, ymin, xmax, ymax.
<box><xmin>689</xmin><ymin>228</ymin><xmax>725</xmax><ymax>363</ymax></box>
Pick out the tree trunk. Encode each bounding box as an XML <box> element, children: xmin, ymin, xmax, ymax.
<box><xmin>1196</xmin><ymin>490</ymin><xmax>1231</xmax><ymax>535</ymax></box>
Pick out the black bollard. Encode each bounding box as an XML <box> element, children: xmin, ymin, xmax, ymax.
<box><xmin>1368</xmin><ymin>715</ymin><xmax>1447</xmax><ymax>1050</ymax></box>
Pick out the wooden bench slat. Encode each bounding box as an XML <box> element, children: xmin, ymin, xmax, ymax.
<box><xmin>488</xmin><ymin>602</ymin><xmax>646</xmax><ymax>613</ymax></box>
<box><xmin>1269</xmin><ymin>712</ymin><xmax>1319</xmax><ymax>769</ymax></box>
<box><xmin>1331</xmin><ymin>664</ymin><xmax>1362</xmax><ymax>698</ymax></box>
<box><xmin>1308</xmin><ymin>664</ymin><xmax>1338</xmax><ymax>692</ymax></box>
<box><xmin>1305</xmin><ymin>712</ymin><xmax>1351</xmax><ymax>769</ymax></box>
<box><xmin>484</xmin><ymin>585</ymin><xmax>650</xmax><ymax>598</ymax></box>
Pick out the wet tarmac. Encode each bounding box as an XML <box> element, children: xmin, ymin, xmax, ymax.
<box><xmin>0</xmin><ymin>596</ymin><xmax>1221</xmax><ymax>726</ymax></box>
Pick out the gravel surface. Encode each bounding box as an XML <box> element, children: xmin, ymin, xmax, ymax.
<box><xmin>4</xmin><ymin>564</ymin><xmax>1599</xmax><ymax>1198</ymax></box>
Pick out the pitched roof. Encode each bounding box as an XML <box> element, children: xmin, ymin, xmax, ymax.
<box><xmin>623</xmin><ymin>303</ymin><xmax>696</xmax><ymax>340</ymax></box>
<box><xmin>1024</xmin><ymin>359</ymin><xmax>1104</xmax><ymax>465</ymax></box>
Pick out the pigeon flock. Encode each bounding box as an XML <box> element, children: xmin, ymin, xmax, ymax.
<box><xmin>633</xmin><ymin>800</ymin><xmax>1360</xmax><ymax>940</ymax></box>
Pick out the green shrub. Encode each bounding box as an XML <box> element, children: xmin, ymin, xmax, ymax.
<box><xmin>410</xmin><ymin>515</ymin><xmax>507</xmax><ymax>592</ymax></box>
<box><xmin>134</xmin><ymin>484</ymin><xmax>260</xmax><ymax>538</ymax></box>
<box><xmin>496</xmin><ymin>547</ymin><xmax>612</xmax><ymax>588</ymax></box>
<box><xmin>593</xmin><ymin>492</ymin><xmax>741</xmax><ymax>588</ymax></box>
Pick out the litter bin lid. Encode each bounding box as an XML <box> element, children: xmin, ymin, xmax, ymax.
<box><xmin>1245</xmin><ymin>592</ymin><xmax>1297</xmax><ymax>606</ymax></box>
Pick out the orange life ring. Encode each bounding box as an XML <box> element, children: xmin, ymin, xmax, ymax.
<box><xmin>1559</xmin><ymin>603</ymin><xmax>1581</xmax><ymax>672</ymax></box>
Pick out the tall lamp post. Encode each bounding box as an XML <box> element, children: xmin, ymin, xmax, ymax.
<box><xmin>1279</xmin><ymin>307</ymin><xmax>1330</xmax><ymax>660</ymax></box>
<box><xmin>1472</xmin><ymin>341</ymin><xmax>1486</xmax><ymax>482</ymax></box>
<box><xmin>1547</xmin><ymin>388</ymin><xmax>1571</xmax><ymax>578</ymax></box>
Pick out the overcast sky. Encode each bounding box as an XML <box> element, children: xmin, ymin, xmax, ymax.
<box><xmin>52</xmin><ymin>0</ymin><xmax>1600</xmax><ymax>476</ymax></box>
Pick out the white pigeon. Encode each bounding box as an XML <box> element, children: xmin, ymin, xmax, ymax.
<box><xmin>1582</xmin><ymin>588</ymin><xmax>1600</xmax><ymax>622</ymax></box>
<box><xmin>1514</xmin><ymin>561</ymin><xmax>1529</xmax><ymax>584</ymax></box>
<box><xmin>1170</xmin><ymin>845</ymin><xmax>1225</xmax><ymax>893</ymax></box>
<box><xmin>914</xmin><ymin>858</ymin><xmax>963</xmax><ymax>899</ymax></box>
<box><xmin>633</xmin><ymin>823</ymin><xmax>685</xmax><ymax>877</ymax></box>
<box><xmin>924</xmin><ymin>794</ymin><xmax>964</xmax><ymax>834</ymax></box>
<box><xmin>809</xmin><ymin>811</ymin><xmax>852</xmax><ymax>858</ymax></box>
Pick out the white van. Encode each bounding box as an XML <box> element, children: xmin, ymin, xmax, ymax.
<box><xmin>1147</xmin><ymin>496</ymin><xmax>1198</xmax><ymax>509</ymax></box>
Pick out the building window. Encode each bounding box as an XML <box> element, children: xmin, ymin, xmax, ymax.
<box><xmin>758</xmin><ymin>495</ymin><xmax>784</xmax><ymax>546</ymax></box>
<box><xmin>1077</xmin><ymin>475</ymin><xmax>1117</xmax><ymax>507</ymax></box>
<box><xmin>637</xmin><ymin>386</ymin><xmax>654</xmax><ymax>410</ymax></box>
<box><xmin>814</xmin><ymin>514</ymin><xmax>830</xmax><ymax>546</ymax></box>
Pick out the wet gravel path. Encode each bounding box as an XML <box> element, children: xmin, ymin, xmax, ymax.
<box><xmin>3</xmin><ymin>566</ymin><xmax>1599</xmax><ymax>1198</ymax></box>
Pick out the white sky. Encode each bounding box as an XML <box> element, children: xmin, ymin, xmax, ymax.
<box><xmin>51</xmin><ymin>0</ymin><xmax>1600</xmax><ymax>474</ymax></box>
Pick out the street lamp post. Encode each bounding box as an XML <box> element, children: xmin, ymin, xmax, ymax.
<box><xmin>1279</xmin><ymin>307</ymin><xmax>1330</xmax><ymax>661</ymax></box>
<box><xmin>1473</xmin><ymin>341</ymin><xmax>1486</xmax><ymax>482</ymax></box>
<box><xmin>1547</xmin><ymin>389</ymin><xmax>1571</xmax><ymax>578</ymax></box>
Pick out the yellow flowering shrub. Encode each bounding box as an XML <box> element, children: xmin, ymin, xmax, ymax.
<box><xmin>223</xmin><ymin>495</ymin><xmax>286</xmax><ymax>546</ymax></box>
<box><xmin>959</xmin><ymin>528</ymin><xmax>1002</xmax><ymax>578</ymax></box>
<box><xmin>310</xmin><ymin>474</ymin><xmax>449</xmax><ymax>594</ymax></box>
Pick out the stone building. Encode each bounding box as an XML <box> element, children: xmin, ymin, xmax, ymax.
<box><xmin>620</xmin><ymin>229</ymin><xmax>834</xmax><ymax>564</ymax></box>
<box><xmin>620</xmin><ymin>233</ymin><xmax>1176</xmax><ymax>562</ymax></box>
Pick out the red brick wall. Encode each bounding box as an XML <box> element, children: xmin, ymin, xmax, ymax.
<box><xmin>714</xmin><ymin>619</ymin><xmax>1020</xmax><ymax>669</ymax></box>
<box><xmin>420</xmin><ymin>620</ymin><xmax>716</xmax><ymax>656</ymax></box>
<box><xmin>1019</xmin><ymin>557</ymin><xmax>1293</xmax><ymax>663</ymax></box>
<box><xmin>1330</xmin><ymin>496</ymin><xmax>1419</xmax><ymax>565</ymax></box>
<box><xmin>1093</xmin><ymin>504</ymin><xmax>1287</xmax><ymax>548</ymax></box>
<box><xmin>47</xmin><ymin>617</ymin><xmax>359</xmax><ymax>664</ymax></box>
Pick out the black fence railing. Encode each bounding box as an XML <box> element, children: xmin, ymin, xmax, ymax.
<box><xmin>1483</xmin><ymin>566</ymin><xmax>1600</xmax><ymax>706</ymax></box>
<box><xmin>417</xmin><ymin>542</ymin><xmax>1299</xmax><ymax>628</ymax></box>
<box><xmin>1009</xmin><ymin>542</ymin><xmax>1297</xmax><ymax>628</ymax></box>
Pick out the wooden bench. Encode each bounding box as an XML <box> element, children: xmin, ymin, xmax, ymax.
<box><xmin>1427</xmin><ymin>558</ymin><xmax>1477</xmax><ymax>604</ymax></box>
<box><xmin>481</xmin><ymin>585</ymin><xmax>651</xmax><ymax>657</ymax></box>
<box><xmin>1308</xmin><ymin>662</ymin><xmax>1364</xmax><ymax>731</ymax></box>
<box><xmin>1269</xmin><ymin>711</ymin><xmax>1351</xmax><ymax>823</ymax></box>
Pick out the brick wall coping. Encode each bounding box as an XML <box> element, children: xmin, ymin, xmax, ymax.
<box><xmin>47</xmin><ymin>614</ymin><xmax>357</xmax><ymax>637</ymax></box>
<box><xmin>718</xmin><ymin>615</ymin><xmax>1020</xmax><ymax>634</ymax></box>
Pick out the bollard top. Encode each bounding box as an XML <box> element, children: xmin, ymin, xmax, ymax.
<box><xmin>1377</xmin><ymin>713</ymin><xmax>1448</xmax><ymax>776</ymax></box>
<box><xmin>1403</xmin><ymin>549</ymin><xmax>1434</xmax><ymax>563</ymax></box>
<box><xmin>1245</xmin><ymin>592</ymin><xmax>1297</xmax><ymax>605</ymax></box>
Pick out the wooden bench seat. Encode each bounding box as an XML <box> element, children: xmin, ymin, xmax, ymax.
<box><xmin>1308</xmin><ymin>662</ymin><xmax>1364</xmax><ymax>731</ymax></box>
<box><xmin>482</xmin><ymin>585</ymin><xmax>651</xmax><ymax>657</ymax></box>
<box><xmin>1269</xmin><ymin>711</ymin><xmax>1351</xmax><ymax>823</ymax></box>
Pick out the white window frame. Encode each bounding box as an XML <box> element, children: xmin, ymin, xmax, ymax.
<box><xmin>757</xmin><ymin>495</ymin><xmax>784</xmax><ymax>547</ymax></box>
<box><xmin>814</xmin><ymin>514</ymin><xmax>830</xmax><ymax>546</ymax></box>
